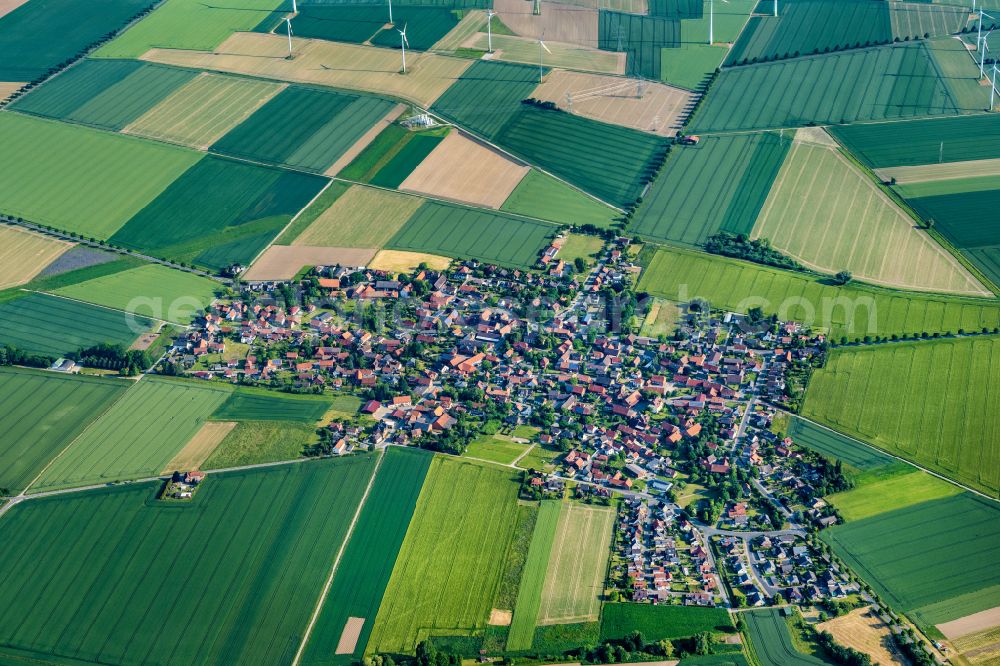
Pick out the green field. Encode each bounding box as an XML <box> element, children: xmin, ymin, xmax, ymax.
<box><xmin>827</xmin><ymin>470</ymin><xmax>963</xmax><ymax>521</ymax></box>
<box><xmin>637</xmin><ymin>245</ymin><xmax>1000</xmax><ymax>340</ymax></box>
<box><xmin>292</xmin><ymin>185</ymin><xmax>424</xmax><ymax>248</ymax></box>
<box><xmin>830</xmin><ymin>114</ymin><xmax>1000</xmax><ymax>168</ymax></box>
<box><xmin>431</xmin><ymin>61</ymin><xmax>543</xmax><ymax>140</ymax></box>
<box><xmin>0</xmin><ymin>112</ymin><xmax>200</xmax><ymax>239</ymax></box>
<box><xmin>501</xmin><ymin>169</ymin><xmax>619</xmax><ymax>229</ymax></box>
<box><xmin>0</xmin><ymin>292</ymin><xmax>153</xmax><ymax>357</ymax></box>
<box><xmin>212</xmin><ymin>86</ymin><xmax>397</xmax><ymax>173</ymax></box>
<box><xmin>537</xmin><ymin>502</ymin><xmax>615</xmax><ymax>625</ymax></box>
<box><xmin>743</xmin><ymin>609</ymin><xmax>826</xmax><ymax>666</ymax></box>
<box><xmin>0</xmin><ymin>455</ymin><xmax>376</xmax><ymax>664</ymax></box>
<box><xmin>0</xmin><ymin>0</ymin><xmax>156</xmax><ymax>81</ymax></box>
<box><xmin>630</xmin><ymin>132</ymin><xmax>791</xmax><ymax>246</ymax></box>
<box><xmin>367</xmin><ymin>7</ymin><xmax>461</xmax><ymax>50</ymax></box>
<box><xmin>661</xmin><ymin>44</ymin><xmax>731</xmax><ymax>90</ymax></box>
<box><xmin>211</xmin><ymin>389</ymin><xmax>333</xmax><ymax>422</ymax></box>
<box><xmin>507</xmin><ymin>501</ymin><xmax>561</xmax><ymax>651</ymax></box>
<box><xmin>753</xmin><ymin>137</ymin><xmax>986</xmax><ymax>295</ymax></box>
<box><xmin>821</xmin><ymin>492</ymin><xmax>1000</xmax><ymax>625</ymax></box>
<box><xmin>52</xmin><ymin>264</ymin><xmax>219</xmax><ymax>324</ymax></box>
<box><xmin>785</xmin><ymin>416</ymin><xmax>896</xmax><ymax>471</ymax></box>
<box><xmin>110</xmin><ymin>155</ymin><xmax>327</xmax><ymax>269</ymax></box>
<box><xmin>0</xmin><ymin>368</ymin><xmax>129</xmax><ymax>494</ymax></box>
<box><xmin>287</xmin><ymin>5</ymin><xmax>386</xmax><ymax>43</ymax></box>
<box><xmin>369</xmin><ymin>133</ymin><xmax>445</xmax><ymax>189</ymax></box>
<box><xmin>889</xmin><ymin>2</ymin><xmax>967</xmax><ymax>40</ymax></box>
<box><xmin>600</xmin><ymin>603</ymin><xmax>734</xmax><ymax>641</ymax></box>
<box><xmin>33</xmin><ymin>377</ymin><xmax>232</xmax><ymax>491</ymax></box>
<box><xmin>94</xmin><ymin>0</ymin><xmax>286</xmax><ymax>58</ymax></box>
<box><xmin>691</xmin><ymin>42</ymin><xmax>976</xmax><ymax>132</ymax></box>
<box><xmin>465</xmin><ymin>435</ymin><xmax>530</xmax><ymax>465</ymax></box>
<box><xmin>802</xmin><ymin>337</ymin><xmax>1000</xmax><ymax>497</ymax></box>
<box><xmin>337</xmin><ymin>124</ymin><xmax>411</xmax><ymax>182</ymax></box>
<box><xmin>495</xmin><ymin>105</ymin><xmax>668</xmax><ymax>208</ymax></box>
<box><xmin>387</xmin><ymin>200</ymin><xmax>556</xmax><ymax>269</ymax></box>
<box><xmin>367</xmin><ymin>457</ymin><xmax>523</xmax><ymax>653</ymax></box>
<box><xmin>303</xmin><ymin>447</ymin><xmax>433</xmax><ymax>665</ymax></box>
<box><xmin>202</xmin><ymin>421</ymin><xmax>317</xmax><ymax>469</ymax></box>
<box><xmin>727</xmin><ymin>0</ymin><xmax>892</xmax><ymax>66</ymax></box>
<box><xmin>598</xmin><ymin>10</ymin><xmax>680</xmax><ymax>79</ymax></box>
<box><xmin>276</xmin><ymin>181</ymin><xmax>351</xmax><ymax>244</ymax></box>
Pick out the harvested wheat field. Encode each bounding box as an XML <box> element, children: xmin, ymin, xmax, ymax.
<box><xmin>0</xmin><ymin>81</ymin><xmax>22</xmax><ymax>100</ymax></box>
<box><xmin>940</xmin><ymin>606</ymin><xmax>1000</xmax><ymax>640</ymax></box>
<box><xmin>326</xmin><ymin>103</ymin><xmax>405</xmax><ymax>176</ymax></box>
<box><xmin>493</xmin><ymin>0</ymin><xmax>599</xmax><ymax>48</ymax></box>
<box><xmin>293</xmin><ymin>185</ymin><xmax>424</xmax><ymax>248</ymax></box>
<box><xmin>471</xmin><ymin>34</ymin><xmax>625</xmax><ymax>75</ymax></box>
<box><xmin>244</xmin><ymin>245</ymin><xmax>377</xmax><ymax>280</ymax></box>
<box><xmin>951</xmin><ymin>623</ymin><xmax>1000</xmax><ymax>665</ymax></box>
<box><xmin>335</xmin><ymin>617</ymin><xmax>366</xmax><ymax>655</ymax></box>
<box><xmin>369</xmin><ymin>249</ymin><xmax>451</xmax><ymax>272</ymax></box>
<box><xmin>0</xmin><ymin>0</ymin><xmax>28</xmax><ymax>19</ymax></box>
<box><xmin>0</xmin><ymin>226</ymin><xmax>72</xmax><ymax>289</ymax></box>
<box><xmin>142</xmin><ymin>32</ymin><xmax>472</xmax><ymax>108</ymax></box>
<box><xmin>125</xmin><ymin>73</ymin><xmax>285</xmax><ymax>149</ymax></box>
<box><xmin>817</xmin><ymin>608</ymin><xmax>907</xmax><ymax>666</ymax></box>
<box><xmin>876</xmin><ymin>157</ymin><xmax>1000</xmax><ymax>185</ymax></box>
<box><xmin>532</xmin><ymin>70</ymin><xmax>693</xmax><ymax>135</ymax></box>
<box><xmin>400</xmin><ymin>131</ymin><xmax>529</xmax><ymax>208</ymax></box>
<box><xmin>162</xmin><ymin>421</ymin><xmax>236</xmax><ymax>473</ymax></box>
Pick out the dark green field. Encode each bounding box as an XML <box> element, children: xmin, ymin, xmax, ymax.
<box><xmin>906</xmin><ymin>189</ymin><xmax>1000</xmax><ymax>287</ymax></box>
<box><xmin>289</xmin><ymin>5</ymin><xmax>388</xmax><ymax>43</ymax></box>
<box><xmin>210</xmin><ymin>389</ymin><xmax>334</xmax><ymax>422</ymax></box>
<box><xmin>0</xmin><ymin>367</ymin><xmax>129</xmax><ymax>494</ymax></box>
<box><xmin>432</xmin><ymin>61</ymin><xmax>548</xmax><ymax>140</ymax></box>
<box><xmin>821</xmin><ymin>493</ymin><xmax>1000</xmax><ymax>625</ymax></box>
<box><xmin>830</xmin><ymin>114</ymin><xmax>1000</xmax><ymax>168</ymax></box>
<box><xmin>369</xmin><ymin>133</ymin><xmax>445</xmax><ymax>188</ymax></box>
<box><xmin>0</xmin><ymin>456</ymin><xmax>377</xmax><ymax>665</ymax></box>
<box><xmin>109</xmin><ymin>155</ymin><xmax>327</xmax><ymax>269</ymax></box>
<box><xmin>0</xmin><ymin>292</ymin><xmax>152</xmax><ymax>357</ymax></box>
<box><xmin>302</xmin><ymin>447</ymin><xmax>433</xmax><ymax>665</ymax></box>
<box><xmin>367</xmin><ymin>7</ymin><xmax>460</xmax><ymax>50</ymax></box>
<box><xmin>0</xmin><ymin>0</ymin><xmax>157</xmax><ymax>82</ymax></box>
<box><xmin>495</xmin><ymin>105</ymin><xmax>668</xmax><ymax>208</ymax></box>
<box><xmin>212</xmin><ymin>86</ymin><xmax>397</xmax><ymax>172</ymax></box>
<box><xmin>743</xmin><ymin>609</ymin><xmax>825</xmax><ymax>665</ymax></box>
<box><xmin>629</xmin><ymin>132</ymin><xmax>791</xmax><ymax>246</ymax></box>
<box><xmin>387</xmin><ymin>200</ymin><xmax>556</xmax><ymax>269</ymax></box>
<box><xmin>599</xmin><ymin>603</ymin><xmax>734</xmax><ymax>642</ymax></box>
<box><xmin>598</xmin><ymin>10</ymin><xmax>681</xmax><ymax>79</ymax></box>
<box><xmin>786</xmin><ymin>416</ymin><xmax>897</xmax><ymax>471</ymax></box>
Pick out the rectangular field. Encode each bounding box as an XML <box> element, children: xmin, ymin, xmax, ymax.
<box><xmin>691</xmin><ymin>42</ymin><xmax>972</xmax><ymax>132</ymax></box>
<box><xmin>301</xmin><ymin>447</ymin><xmax>433</xmax><ymax>665</ymax></box>
<box><xmin>821</xmin><ymin>492</ymin><xmax>1000</xmax><ymax>625</ymax></box>
<box><xmin>507</xmin><ymin>500</ymin><xmax>561</xmax><ymax>651</ymax></box>
<box><xmin>537</xmin><ymin>502</ymin><xmax>614</xmax><ymax>625</ymax></box>
<box><xmin>32</xmin><ymin>377</ymin><xmax>232</xmax><ymax>491</ymax></box>
<box><xmin>52</xmin><ymin>264</ymin><xmax>218</xmax><ymax>325</ymax></box>
<box><xmin>599</xmin><ymin>603</ymin><xmax>733</xmax><ymax>641</ymax></box>
<box><xmin>368</xmin><ymin>132</ymin><xmax>445</xmax><ymax>189</ymax></box>
<box><xmin>0</xmin><ymin>455</ymin><xmax>376</xmax><ymax>665</ymax></box>
<box><xmin>469</xmin><ymin>33</ymin><xmax>626</xmax><ymax>75</ymax></box>
<box><xmin>636</xmin><ymin>245</ymin><xmax>1000</xmax><ymax>340</ymax></box>
<box><xmin>465</xmin><ymin>435</ymin><xmax>531</xmax><ymax>466</ymax></box>
<box><xmin>0</xmin><ymin>367</ymin><xmax>129</xmax><ymax>494</ymax></box>
<box><xmin>827</xmin><ymin>470</ymin><xmax>962</xmax><ymax>521</ymax></box>
<box><xmin>125</xmin><ymin>73</ymin><xmax>285</xmax><ymax>149</ymax></box>
<box><xmin>387</xmin><ymin>200</ymin><xmax>556</xmax><ymax>269</ymax></box>
<box><xmin>293</xmin><ymin>185</ymin><xmax>424</xmax><ymax>249</ymax></box>
<box><xmin>631</xmin><ymin>132</ymin><xmax>791</xmax><ymax>246</ymax></box>
<box><xmin>431</xmin><ymin>60</ymin><xmax>545</xmax><ymax>140</ymax></box>
<box><xmin>830</xmin><ymin>114</ymin><xmax>1000</xmax><ymax>168</ymax></box>
<box><xmin>802</xmin><ymin>336</ymin><xmax>1000</xmax><ymax>498</ymax></box>
<box><xmin>161</xmin><ymin>420</ymin><xmax>236</xmax><ymax>473</ymax></box>
<box><xmin>0</xmin><ymin>292</ymin><xmax>153</xmax><ymax>357</ymax></box>
<box><xmin>0</xmin><ymin>226</ymin><xmax>71</xmax><ymax>289</ymax></box>
<box><xmin>501</xmin><ymin>169</ymin><xmax>618</xmax><ymax>228</ymax></box>
<box><xmin>210</xmin><ymin>389</ymin><xmax>333</xmax><ymax>422</ymax></box>
<box><xmin>495</xmin><ymin>104</ymin><xmax>668</xmax><ymax>208</ymax></box>
<box><xmin>202</xmin><ymin>421</ymin><xmax>317</xmax><ymax>469</ymax></box>
<box><xmin>244</xmin><ymin>246</ymin><xmax>378</xmax><ymax>281</ymax></box>
<box><xmin>367</xmin><ymin>457</ymin><xmax>523</xmax><ymax>653</ymax></box>
<box><xmin>743</xmin><ymin>609</ymin><xmax>826</xmax><ymax>665</ymax></box>
<box><xmin>786</xmin><ymin>416</ymin><xmax>897</xmax><ymax>472</ymax></box>
<box><xmin>0</xmin><ymin>112</ymin><xmax>200</xmax><ymax>240</ymax></box>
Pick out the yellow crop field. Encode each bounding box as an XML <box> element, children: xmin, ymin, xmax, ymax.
<box><xmin>0</xmin><ymin>226</ymin><xmax>72</xmax><ymax>289</ymax></box>
<box><xmin>293</xmin><ymin>185</ymin><xmax>424</xmax><ymax>249</ymax></box>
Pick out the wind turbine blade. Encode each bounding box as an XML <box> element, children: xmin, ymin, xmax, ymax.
<box><xmin>540</xmin><ymin>40</ymin><xmax>552</xmax><ymax>54</ymax></box>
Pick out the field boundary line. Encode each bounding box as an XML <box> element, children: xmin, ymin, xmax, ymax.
<box><xmin>19</xmin><ymin>287</ymin><xmax>188</xmax><ymax>327</ymax></box>
<box><xmin>787</xmin><ymin>411</ymin><xmax>1000</xmax><ymax>503</ymax></box>
<box><xmin>292</xmin><ymin>447</ymin><xmax>386</xmax><ymax>666</ymax></box>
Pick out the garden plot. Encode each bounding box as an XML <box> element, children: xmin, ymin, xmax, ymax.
<box><xmin>142</xmin><ymin>32</ymin><xmax>472</xmax><ymax>108</ymax></box>
<box><xmin>493</xmin><ymin>0</ymin><xmax>599</xmax><ymax>48</ymax></box>
<box><xmin>0</xmin><ymin>226</ymin><xmax>72</xmax><ymax>289</ymax></box>
<box><xmin>244</xmin><ymin>246</ymin><xmax>378</xmax><ymax>281</ymax></box>
<box><xmin>400</xmin><ymin>131</ymin><xmax>529</xmax><ymax>208</ymax></box>
<box><xmin>530</xmin><ymin>69</ymin><xmax>693</xmax><ymax>134</ymax></box>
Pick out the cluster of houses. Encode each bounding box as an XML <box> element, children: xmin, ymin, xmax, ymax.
<box><xmin>161</xmin><ymin>471</ymin><xmax>205</xmax><ymax>500</ymax></box>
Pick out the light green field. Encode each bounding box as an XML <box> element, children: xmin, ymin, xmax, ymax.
<box><xmin>202</xmin><ymin>420</ymin><xmax>317</xmax><ymax>469</ymax></box>
<box><xmin>753</xmin><ymin>138</ymin><xmax>987</xmax><ymax>296</ymax></box>
<box><xmin>507</xmin><ymin>500</ymin><xmax>561</xmax><ymax>651</ymax></box>
<box><xmin>641</xmin><ymin>298</ymin><xmax>681</xmax><ymax>338</ymax></box>
<box><xmin>803</xmin><ymin>336</ymin><xmax>1000</xmax><ymax>498</ymax></box>
<box><xmin>827</xmin><ymin>470</ymin><xmax>962</xmax><ymax>521</ymax></box>
<box><xmin>367</xmin><ymin>456</ymin><xmax>522</xmax><ymax>653</ymax></box>
<box><xmin>661</xmin><ymin>44</ymin><xmax>731</xmax><ymax>91</ymax></box>
<box><xmin>895</xmin><ymin>174</ymin><xmax>1000</xmax><ymax>199</ymax></box>
<box><xmin>559</xmin><ymin>233</ymin><xmax>604</xmax><ymax>267</ymax></box>
<box><xmin>926</xmin><ymin>37</ymin><xmax>990</xmax><ymax>111</ymax></box>
<box><xmin>465</xmin><ymin>434</ymin><xmax>530</xmax><ymax>465</ymax></box>
<box><xmin>517</xmin><ymin>445</ymin><xmax>562</xmax><ymax>473</ymax></box>
<box><xmin>470</xmin><ymin>34</ymin><xmax>625</xmax><ymax>74</ymax></box>
<box><xmin>32</xmin><ymin>378</ymin><xmax>232</xmax><ymax>492</ymax></box>
<box><xmin>0</xmin><ymin>112</ymin><xmax>199</xmax><ymax>239</ymax></box>
<box><xmin>538</xmin><ymin>502</ymin><xmax>614</xmax><ymax>625</ymax></box>
<box><xmin>53</xmin><ymin>264</ymin><xmax>218</xmax><ymax>324</ymax></box>
<box><xmin>878</xmin><ymin>159</ymin><xmax>1000</xmax><ymax>186</ymax></box>
<box><xmin>95</xmin><ymin>0</ymin><xmax>285</xmax><ymax>58</ymax></box>
<box><xmin>637</xmin><ymin>245</ymin><xmax>1000</xmax><ymax>340</ymax></box>
<box><xmin>125</xmin><ymin>73</ymin><xmax>285</xmax><ymax>149</ymax></box>
<box><xmin>292</xmin><ymin>184</ymin><xmax>424</xmax><ymax>248</ymax></box>
<box><xmin>501</xmin><ymin>169</ymin><xmax>619</xmax><ymax>229</ymax></box>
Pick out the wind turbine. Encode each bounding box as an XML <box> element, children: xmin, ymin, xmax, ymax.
<box><xmin>388</xmin><ymin>0</ymin><xmax>394</xmax><ymax>25</ymax></box>
<box><xmin>992</xmin><ymin>60</ymin><xmax>998</xmax><ymax>110</ymax></box>
<box><xmin>486</xmin><ymin>9</ymin><xmax>496</xmax><ymax>52</ymax></box>
<box><xmin>538</xmin><ymin>33</ymin><xmax>551</xmax><ymax>83</ymax></box>
<box><xmin>291</xmin><ymin>0</ymin><xmax>297</xmax><ymax>12</ymax></box>
<box><xmin>980</xmin><ymin>28</ymin><xmax>993</xmax><ymax>79</ymax></box>
<box><xmin>709</xmin><ymin>0</ymin><xmax>728</xmax><ymax>44</ymax></box>
<box><xmin>284</xmin><ymin>16</ymin><xmax>294</xmax><ymax>59</ymax></box>
<box><xmin>398</xmin><ymin>23</ymin><xmax>409</xmax><ymax>73</ymax></box>
<box><xmin>773</xmin><ymin>0</ymin><xmax>778</xmax><ymax>17</ymax></box>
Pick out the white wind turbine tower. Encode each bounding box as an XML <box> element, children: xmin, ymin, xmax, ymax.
<box><xmin>980</xmin><ymin>27</ymin><xmax>994</xmax><ymax>79</ymax></box>
<box><xmin>388</xmin><ymin>0</ymin><xmax>394</xmax><ymax>24</ymax></box>
<box><xmin>773</xmin><ymin>0</ymin><xmax>778</xmax><ymax>17</ymax></box>
<box><xmin>992</xmin><ymin>60</ymin><xmax>998</xmax><ymax>109</ymax></box>
<box><xmin>292</xmin><ymin>0</ymin><xmax>297</xmax><ymax>13</ymax></box>
<box><xmin>538</xmin><ymin>32</ymin><xmax>551</xmax><ymax>83</ymax></box>
<box><xmin>708</xmin><ymin>0</ymin><xmax>728</xmax><ymax>45</ymax></box>
<box><xmin>486</xmin><ymin>9</ymin><xmax>496</xmax><ymax>53</ymax></box>
<box><xmin>398</xmin><ymin>23</ymin><xmax>409</xmax><ymax>73</ymax></box>
<box><xmin>284</xmin><ymin>16</ymin><xmax>294</xmax><ymax>59</ymax></box>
